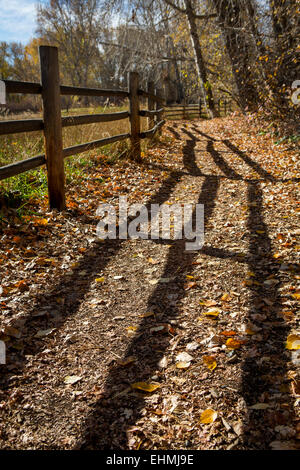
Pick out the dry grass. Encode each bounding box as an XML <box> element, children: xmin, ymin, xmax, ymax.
<box><xmin>0</xmin><ymin>103</ymin><xmax>149</xmax><ymax>213</ymax></box>
<box><xmin>0</xmin><ymin>103</ymin><xmax>147</xmax><ymax>168</ymax></box>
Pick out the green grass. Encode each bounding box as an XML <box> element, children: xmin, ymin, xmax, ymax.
<box><xmin>0</xmin><ymin>156</ymin><xmax>97</xmax><ymax>217</ymax></box>
<box><xmin>0</xmin><ymin>103</ymin><xmax>151</xmax><ymax>217</ymax></box>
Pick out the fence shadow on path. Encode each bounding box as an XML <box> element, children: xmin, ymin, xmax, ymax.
<box><xmin>78</xmin><ymin>125</ymin><xmax>297</xmax><ymax>449</ymax></box>
<box><xmin>77</xmin><ymin>131</ymin><xmax>219</xmax><ymax>449</ymax></box>
<box><xmin>192</xmin><ymin>125</ymin><xmax>297</xmax><ymax>448</ymax></box>
<box><xmin>0</xmin><ymin>170</ymin><xmax>184</xmax><ymax>392</ymax></box>
<box><xmin>1</xmin><ymin>123</ymin><xmax>297</xmax><ymax>450</ymax></box>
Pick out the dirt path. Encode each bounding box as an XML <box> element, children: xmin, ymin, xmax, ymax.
<box><xmin>0</xmin><ymin>117</ymin><xmax>299</xmax><ymax>450</ymax></box>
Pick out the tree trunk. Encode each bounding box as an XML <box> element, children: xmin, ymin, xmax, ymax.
<box><xmin>213</xmin><ymin>0</ymin><xmax>258</xmax><ymax>111</ymax></box>
<box><xmin>184</xmin><ymin>0</ymin><xmax>219</xmax><ymax>118</ymax></box>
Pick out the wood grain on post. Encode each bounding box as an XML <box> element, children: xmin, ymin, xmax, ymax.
<box><xmin>156</xmin><ymin>87</ymin><xmax>163</xmax><ymax>135</ymax></box>
<box><xmin>39</xmin><ymin>46</ymin><xmax>65</xmax><ymax>210</ymax></box>
<box><xmin>129</xmin><ymin>71</ymin><xmax>141</xmax><ymax>161</ymax></box>
<box><xmin>147</xmin><ymin>81</ymin><xmax>155</xmax><ymax>130</ymax></box>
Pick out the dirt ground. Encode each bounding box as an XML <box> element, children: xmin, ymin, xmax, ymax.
<box><xmin>0</xmin><ymin>116</ymin><xmax>299</xmax><ymax>450</ymax></box>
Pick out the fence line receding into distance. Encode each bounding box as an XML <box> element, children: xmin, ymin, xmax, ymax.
<box><xmin>0</xmin><ymin>45</ymin><xmax>231</xmax><ymax>211</ymax></box>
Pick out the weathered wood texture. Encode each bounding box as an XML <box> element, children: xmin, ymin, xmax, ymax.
<box><xmin>129</xmin><ymin>72</ymin><xmax>141</xmax><ymax>161</ymax></box>
<box><xmin>147</xmin><ymin>81</ymin><xmax>155</xmax><ymax>130</ymax></box>
<box><xmin>39</xmin><ymin>45</ymin><xmax>66</xmax><ymax>210</ymax></box>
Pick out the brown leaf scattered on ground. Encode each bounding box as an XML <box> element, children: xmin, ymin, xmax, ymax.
<box><xmin>0</xmin><ymin>115</ymin><xmax>299</xmax><ymax>450</ymax></box>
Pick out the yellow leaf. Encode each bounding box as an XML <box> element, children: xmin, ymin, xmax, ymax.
<box><xmin>95</xmin><ymin>277</ymin><xmax>105</xmax><ymax>283</ymax></box>
<box><xmin>186</xmin><ymin>275</ymin><xmax>194</xmax><ymax>279</ymax></box>
<box><xmin>126</xmin><ymin>326</ymin><xmax>137</xmax><ymax>333</ymax></box>
<box><xmin>200</xmin><ymin>409</ymin><xmax>218</xmax><ymax>424</ymax></box>
<box><xmin>35</xmin><ymin>218</ymin><xmax>48</xmax><ymax>226</ymax></box>
<box><xmin>221</xmin><ymin>293</ymin><xmax>232</xmax><ymax>302</ymax></box>
<box><xmin>202</xmin><ymin>309</ymin><xmax>221</xmax><ymax>317</ymax></box>
<box><xmin>226</xmin><ymin>338</ymin><xmax>243</xmax><ymax>349</ymax></box>
<box><xmin>203</xmin><ymin>356</ymin><xmax>217</xmax><ymax>371</ymax></box>
<box><xmin>131</xmin><ymin>382</ymin><xmax>160</xmax><ymax>392</ymax></box>
<box><xmin>286</xmin><ymin>334</ymin><xmax>300</xmax><ymax>350</ymax></box>
<box><xmin>291</xmin><ymin>293</ymin><xmax>300</xmax><ymax>300</ymax></box>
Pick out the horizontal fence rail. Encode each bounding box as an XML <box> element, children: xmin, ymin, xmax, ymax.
<box><xmin>0</xmin><ymin>111</ymin><xmax>130</xmax><ymax>135</ymax></box>
<box><xmin>140</xmin><ymin>120</ymin><xmax>165</xmax><ymax>139</ymax></box>
<box><xmin>164</xmin><ymin>99</ymin><xmax>232</xmax><ymax>119</ymax></box>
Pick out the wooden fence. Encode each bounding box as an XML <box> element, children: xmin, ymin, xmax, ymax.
<box><xmin>165</xmin><ymin>98</ymin><xmax>232</xmax><ymax>120</ymax></box>
<box><xmin>0</xmin><ymin>45</ymin><xmax>232</xmax><ymax>212</ymax></box>
<box><xmin>0</xmin><ymin>46</ymin><xmax>165</xmax><ymax>211</ymax></box>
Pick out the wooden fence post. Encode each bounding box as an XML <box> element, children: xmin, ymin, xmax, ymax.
<box><xmin>199</xmin><ymin>98</ymin><xmax>202</xmax><ymax>118</ymax></box>
<box><xmin>147</xmin><ymin>80</ymin><xmax>155</xmax><ymax>130</ymax></box>
<box><xmin>39</xmin><ymin>45</ymin><xmax>65</xmax><ymax>211</ymax></box>
<box><xmin>156</xmin><ymin>87</ymin><xmax>163</xmax><ymax>135</ymax></box>
<box><xmin>224</xmin><ymin>99</ymin><xmax>227</xmax><ymax>116</ymax></box>
<box><xmin>129</xmin><ymin>71</ymin><xmax>141</xmax><ymax>161</ymax></box>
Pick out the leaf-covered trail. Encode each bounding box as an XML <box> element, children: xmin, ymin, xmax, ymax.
<box><xmin>0</xmin><ymin>116</ymin><xmax>299</xmax><ymax>450</ymax></box>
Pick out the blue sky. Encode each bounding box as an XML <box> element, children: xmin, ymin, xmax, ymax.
<box><xmin>0</xmin><ymin>0</ymin><xmax>42</xmax><ymax>43</ymax></box>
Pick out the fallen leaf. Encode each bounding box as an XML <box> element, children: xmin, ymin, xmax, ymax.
<box><xmin>140</xmin><ymin>312</ymin><xmax>155</xmax><ymax>318</ymax></box>
<box><xmin>126</xmin><ymin>326</ymin><xmax>138</xmax><ymax>334</ymax></box>
<box><xmin>203</xmin><ymin>355</ymin><xmax>217</xmax><ymax>371</ymax></box>
<box><xmin>184</xmin><ymin>281</ymin><xmax>197</xmax><ymax>290</ymax></box>
<box><xmin>226</xmin><ymin>338</ymin><xmax>243</xmax><ymax>349</ymax></box>
<box><xmin>200</xmin><ymin>409</ymin><xmax>218</xmax><ymax>424</ymax></box>
<box><xmin>35</xmin><ymin>328</ymin><xmax>55</xmax><ymax>338</ymax></box>
<box><xmin>158</xmin><ymin>356</ymin><xmax>168</xmax><ymax>368</ymax></box>
<box><xmin>176</xmin><ymin>352</ymin><xmax>193</xmax><ymax>363</ymax></box>
<box><xmin>221</xmin><ymin>293</ymin><xmax>232</xmax><ymax>302</ymax></box>
<box><xmin>186</xmin><ymin>341</ymin><xmax>199</xmax><ymax>351</ymax></box>
<box><xmin>95</xmin><ymin>277</ymin><xmax>105</xmax><ymax>283</ymax></box>
<box><xmin>131</xmin><ymin>382</ymin><xmax>160</xmax><ymax>392</ymax></box>
<box><xmin>220</xmin><ymin>330</ymin><xmax>237</xmax><ymax>337</ymax></box>
<box><xmin>64</xmin><ymin>375</ymin><xmax>82</xmax><ymax>385</ymax></box>
<box><xmin>176</xmin><ymin>361</ymin><xmax>191</xmax><ymax>369</ymax></box>
<box><xmin>117</xmin><ymin>356</ymin><xmax>136</xmax><ymax>366</ymax></box>
<box><xmin>202</xmin><ymin>308</ymin><xmax>221</xmax><ymax>317</ymax></box>
<box><xmin>199</xmin><ymin>300</ymin><xmax>218</xmax><ymax>307</ymax></box>
<box><xmin>249</xmin><ymin>403</ymin><xmax>269</xmax><ymax>410</ymax></box>
<box><xmin>286</xmin><ymin>334</ymin><xmax>300</xmax><ymax>350</ymax></box>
